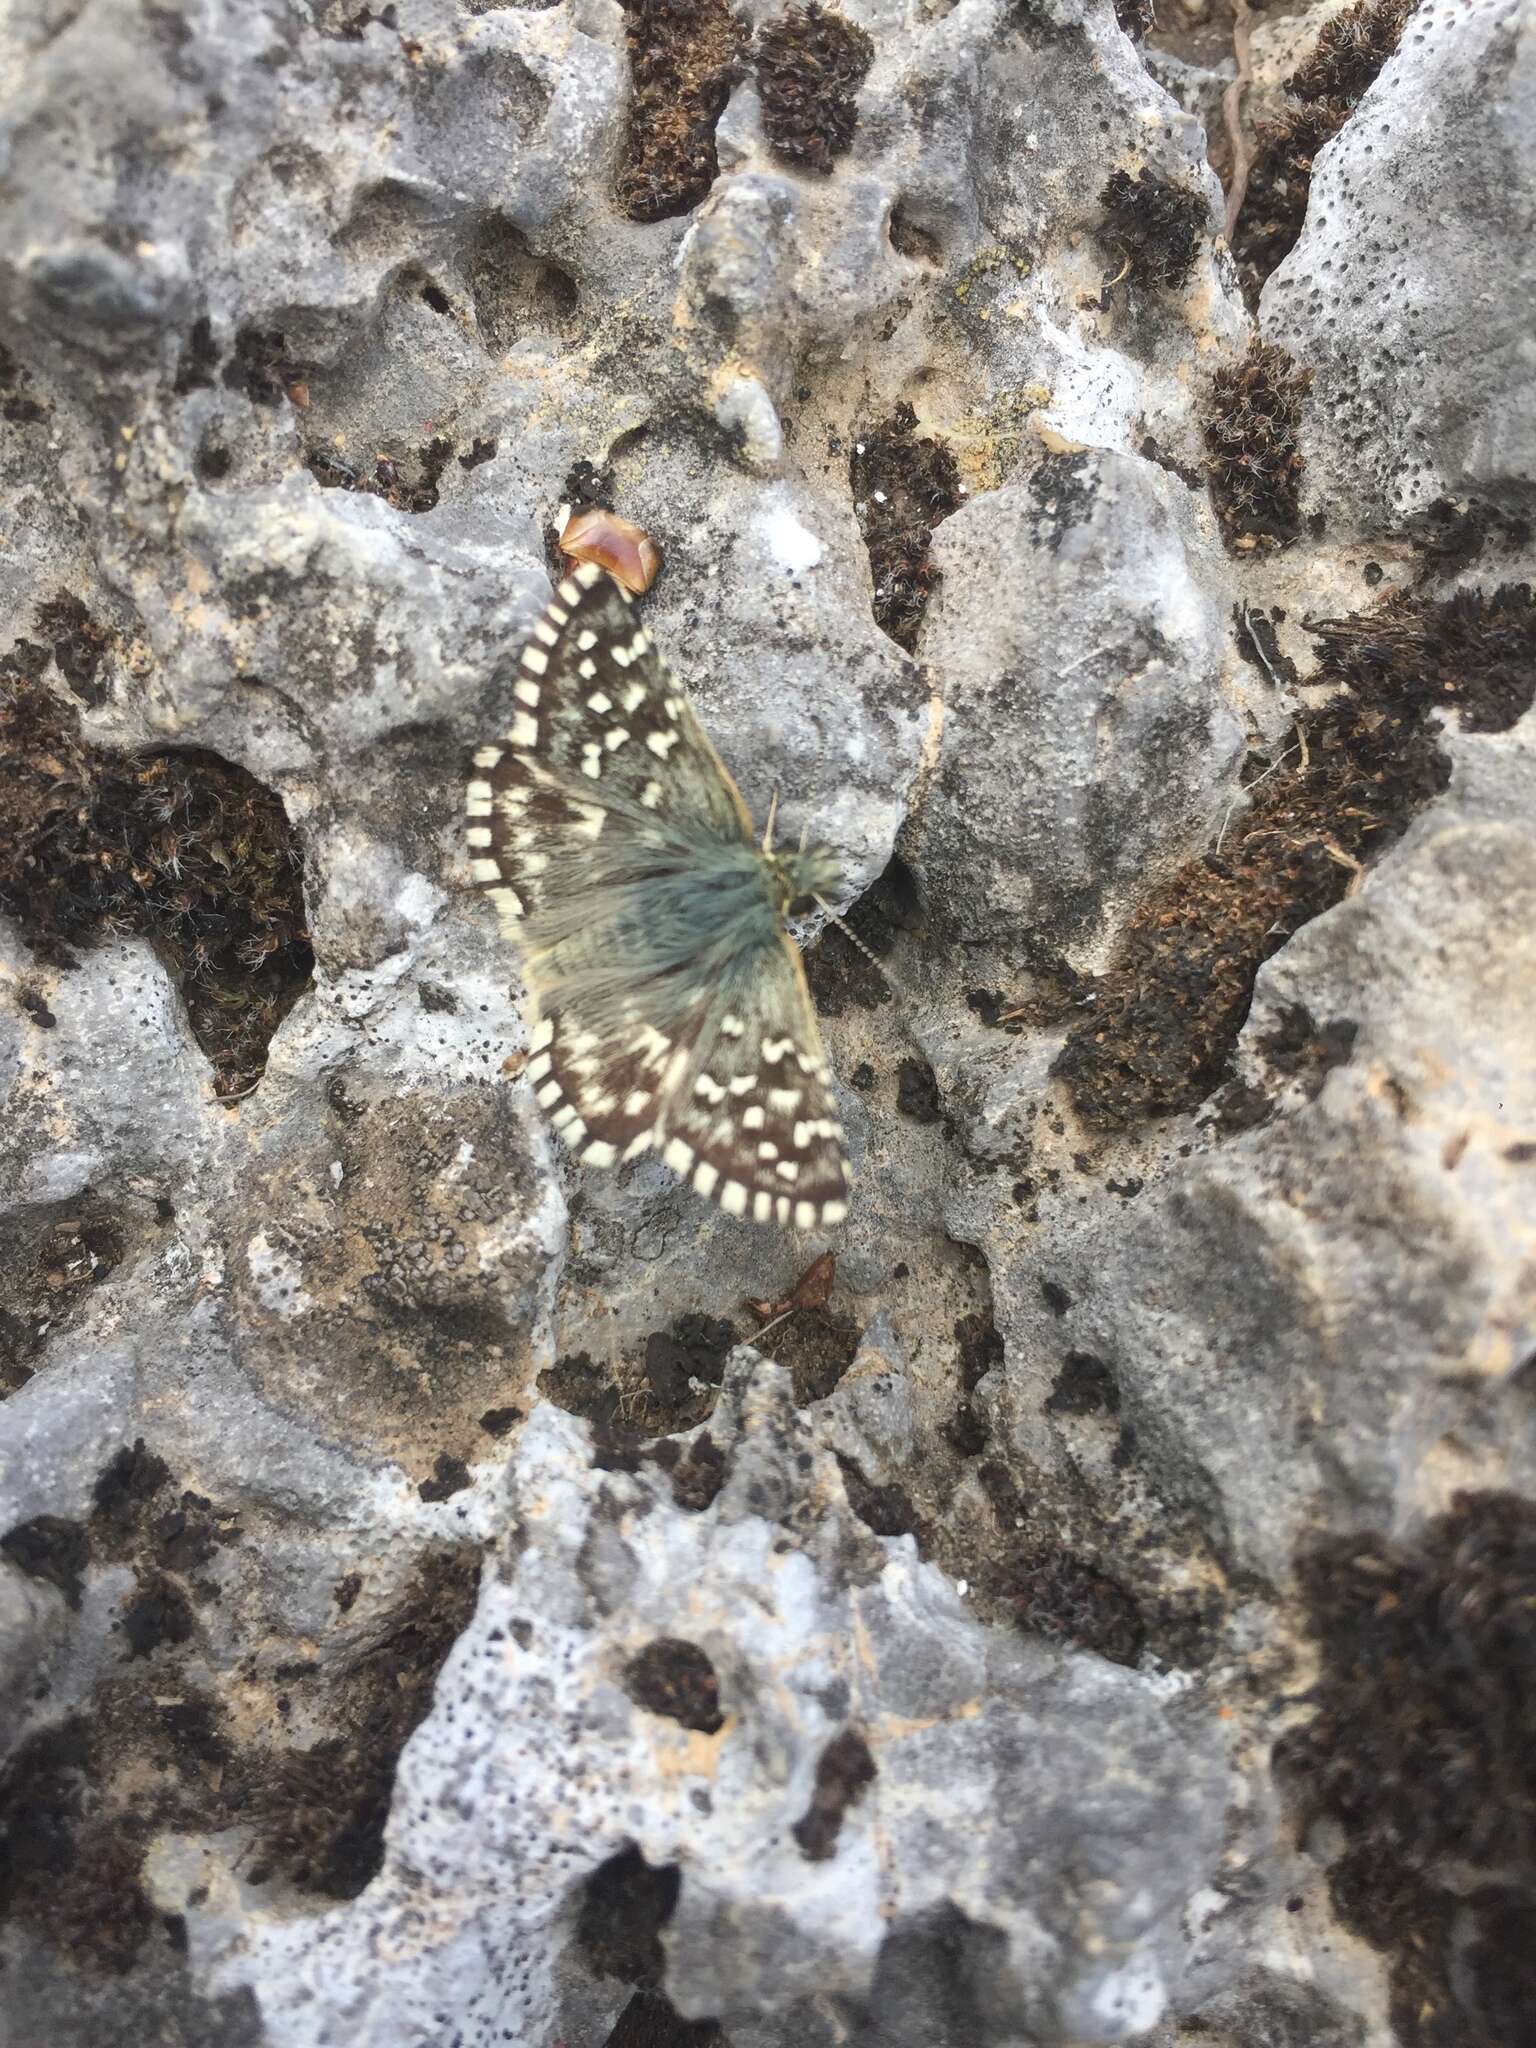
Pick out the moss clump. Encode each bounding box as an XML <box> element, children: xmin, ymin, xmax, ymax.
<box><xmin>615</xmin><ymin>0</ymin><xmax>747</xmax><ymax>222</ymax></box>
<box><xmin>1278</xmin><ymin>1493</ymin><xmax>1536</xmax><ymax>2047</ymax></box>
<box><xmin>1050</xmin><ymin>585</ymin><xmax>1536</xmax><ymax>1127</ymax></box>
<box><xmin>1204</xmin><ymin>340</ymin><xmax>1313</xmax><ymax>550</ymax></box>
<box><xmin>1287</xmin><ymin>0</ymin><xmax>1417</xmax><ymax>104</ymax></box>
<box><xmin>1232</xmin><ymin>0</ymin><xmax>1418</xmax><ymax>305</ymax></box>
<box><xmin>850</xmin><ymin>402</ymin><xmax>962</xmax><ymax>651</ymax></box>
<box><xmin>1098</xmin><ymin>168</ymin><xmax>1206</xmax><ymax>290</ymax></box>
<box><xmin>1309</xmin><ymin>583</ymin><xmax>1536</xmax><ymax>735</ymax></box>
<box><xmin>756</xmin><ymin>3</ymin><xmax>874</xmax><ymax>173</ymax></box>
<box><xmin>0</xmin><ymin>675</ymin><xmax>312</xmax><ymax>1096</ymax></box>
<box><xmin>240</xmin><ymin>1549</ymin><xmax>481</xmax><ymax>1898</ymax></box>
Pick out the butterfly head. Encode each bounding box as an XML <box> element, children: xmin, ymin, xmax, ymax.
<box><xmin>767</xmin><ymin>840</ymin><xmax>842</xmax><ymax>918</ymax></box>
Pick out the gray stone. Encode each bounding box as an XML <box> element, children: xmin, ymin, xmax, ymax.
<box><xmin>3</xmin><ymin>0</ymin><xmax>1535</xmax><ymax>2039</ymax></box>
<box><xmin>1264</xmin><ymin>0</ymin><xmax>1536</xmax><ymax>528</ymax></box>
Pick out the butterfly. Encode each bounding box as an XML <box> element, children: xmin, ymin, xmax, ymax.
<box><xmin>465</xmin><ymin>560</ymin><xmax>851</xmax><ymax>1230</ymax></box>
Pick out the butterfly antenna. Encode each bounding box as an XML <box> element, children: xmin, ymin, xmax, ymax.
<box><xmin>812</xmin><ymin>895</ymin><xmax>899</xmax><ymax>998</ymax></box>
<box><xmin>762</xmin><ymin>785</ymin><xmax>780</xmax><ymax>855</ymax></box>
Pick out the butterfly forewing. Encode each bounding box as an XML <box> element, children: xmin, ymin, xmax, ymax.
<box><xmin>465</xmin><ymin>562</ymin><xmax>747</xmax><ymax>939</ymax></box>
<box><xmin>466</xmin><ymin>561</ymin><xmax>850</xmax><ymax>1230</ymax></box>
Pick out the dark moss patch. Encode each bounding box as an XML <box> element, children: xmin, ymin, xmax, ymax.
<box><xmin>850</xmin><ymin>402</ymin><xmax>962</xmax><ymax>651</ymax></box>
<box><xmin>35</xmin><ymin>593</ymin><xmax>115</xmax><ymax>705</ymax></box>
<box><xmin>614</xmin><ymin>0</ymin><xmax>747</xmax><ymax>222</ymax></box>
<box><xmin>242</xmin><ymin>1548</ymin><xmax>480</xmax><ymax>1898</ymax></box>
<box><xmin>792</xmin><ymin>1726</ymin><xmax>876</xmax><ymax>1859</ymax></box>
<box><xmin>624</xmin><ymin>1637</ymin><xmax>725</xmax><ymax>1734</ymax></box>
<box><xmin>91</xmin><ymin>1440</ymin><xmax>173</xmax><ymax>1547</ymax></box>
<box><xmin>0</xmin><ymin>341</ymin><xmax>51</xmax><ymax>425</ymax></box>
<box><xmin>895</xmin><ymin>1054</ymin><xmax>943</xmax><ymax>1125</ymax></box>
<box><xmin>1112</xmin><ymin>0</ymin><xmax>1154</xmax><ymax>35</ymax></box>
<box><xmin>1287</xmin><ymin>0</ymin><xmax>1416</xmax><ymax>103</ymax></box>
<box><xmin>1</xmin><ymin>1200</ymin><xmax>130</xmax><ymax>1394</ymax></box>
<box><xmin>1</xmin><ymin>1515</ymin><xmax>91</xmax><ymax>1607</ymax></box>
<box><xmin>1231</xmin><ymin>0</ymin><xmax>1417</xmax><ymax>306</ymax></box>
<box><xmin>578</xmin><ymin>1846</ymin><xmax>680</xmax><ymax>1986</ymax></box>
<box><xmin>1044</xmin><ymin>1350</ymin><xmax>1120</xmax><ymax>1418</ymax></box>
<box><xmin>1097</xmin><ymin>168</ymin><xmax>1205</xmax><ymax>290</ymax></box>
<box><xmin>120</xmin><ymin>1569</ymin><xmax>196</xmax><ymax>1659</ymax></box>
<box><xmin>1204</xmin><ymin>340</ymin><xmax>1313</xmax><ymax>550</ymax></box>
<box><xmin>1008</xmin><ymin>1551</ymin><xmax>1146</xmax><ymax>1666</ymax></box>
<box><xmin>837</xmin><ymin>1456</ymin><xmax>921</xmax><ymax>1540</ymax></box>
<box><xmin>1308</xmin><ymin>583</ymin><xmax>1536</xmax><ymax>735</ymax></box>
<box><xmin>756</xmin><ymin>3</ymin><xmax>873</xmax><ymax>173</ymax></box>
<box><xmin>0</xmin><ymin>681</ymin><xmax>312</xmax><ymax>1096</ymax></box>
<box><xmin>643</xmin><ymin>1313</ymin><xmax>738</xmax><ymax>1429</ymax></box>
<box><xmin>0</xmin><ymin>1719</ymin><xmax>154</xmax><ymax>1973</ymax></box>
<box><xmin>668</xmin><ymin>1429</ymin><xmax>728</xmax><ymax>1512</ymax></box>
<box><xmin>562</xmin><ymin>454</ymin><xmax>616</xmax><ymax>510</ymax></box>
<box><xmin>223</xmin><ymin>325</ymin><xmax>302</xmax><ymax>407</ymax></box>
<box><xmin>540</xmin><ymin>1350</ymin><xmax>625</xmax><ymax>1428</ymax></box>
<box><xmin>1050</xmin><ymin>583</ymin><xmax>1517</xmax><ymax>1128</ymax></box>
<box><xmin>307</xmin><ymin>435</ymin><xmax>456</xmax><ymax>514</ymax></box>
<box><xmin>478</xmin><ymin>1403</ymin><xmax>522</xmax><ymax>1437</ymax></box>
<box><xmin>604</xmin><ymin>1990</ymin><xmax>727</xmax><ymax>2048</ymax></box>
<box><xmin>1278</xmin><ymin>1493</ymin><xmax>1536</xmax><ymax>2048</ymax></box>
<box><xmin>173</xmin><ymin>313</ymin><xmax>221</xmax><ymax>394</ymax></box>
<box><xmin>1411</xmin><ymin>496</ymin><xmax>1533</xmax><ymax>580</ymax></box>
<box><xmin>804</xmin><ymin>851</ymin><xmax>920</xmax><ymax>1014</ymax></box>
<box><xmin>417</xmin><ymin>1454</ymin><xmax>471</xmax><ymax>1502</ymax></box>
<box><xmin>768</xmin><ymin>1304</ymin><xmax>862</xmax><ymax>1405</ymax></box>
<box><xmin>0</xmin><ymin>1683</ymin><xmax>235</xmax><ymax>1977</ymax></box>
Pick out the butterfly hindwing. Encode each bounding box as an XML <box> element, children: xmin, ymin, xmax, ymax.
<box><xmin>467</xmin><ymin>561</ymin><xmax>851</xmax><ymax>1230</ymax></box>
<box><xmin>655</xmin><ymin>934</ymin><xmax>850</xmax><ymax>1229</ymax></box>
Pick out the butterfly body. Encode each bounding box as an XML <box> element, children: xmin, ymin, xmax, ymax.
<box><xmin>466</xmin><ymin>561</ymin><xmax>850</xmax><ymax>1229</ymax></box>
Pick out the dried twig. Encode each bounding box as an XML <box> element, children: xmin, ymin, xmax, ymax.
<box><xmin>1222</xmin><ymin>0</ymin><xmax>1257</xmax><ymax>244</ymax></box>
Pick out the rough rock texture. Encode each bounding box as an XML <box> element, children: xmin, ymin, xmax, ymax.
<box><xmin>2</xmin><ymin>0</ymin><xmax>1534</xmax><ymax>2044</ymax></box>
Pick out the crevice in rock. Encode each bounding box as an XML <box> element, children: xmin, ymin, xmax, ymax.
<box><xmin>307</xmin><ymin>434</ymin><xmax>456</xmax><ymax>514</ymax></box>
<box><xmin>792</xmin><ymin>1726</ymin><xmax>876</xmax><ymax>1859</ymax></box>
<box><xmin>850</xmin><ymin>404</ymin><xmax>963</xmax><ymax>651</ymax></box>
<box><xmin>1204</xmin><ymin>339</ymin><xmax>1312</xmax><ymax>551</ymax></box>
<box><xmin>578</xmin><ymin>1846</ymin><xmax>681</xmax><ymax>1987</ymax></box>
<box><xmin>0</xmin><ymin>678</ymin><xmax>314</xmax><ymax>1097</ymax></box>
<box><xmin>238</xmin><ymin>1546</ymin><xmax>482</xmax><ymax>1898</ymax></box>
<box><xmin>804</xmin><ymin>852</ymin><xmax>921</xmax><ymax>1016</ymax></box>
<box><xmin>468</xmin><ymin>217</ymin><xmax>580</xmax><ymax>352</ymax></box>
<box><xmin>603</xmin><ymin>1990</ymin><xmax>726</xmax><ymax>2048</ymax></box>
<box><xmin>1053</xmin><ymin>583</ymin><xmax>1534</xmax><ymax>1129</ymax></box>
<box><xmin>1277</xmin><ymin>1492</ymin><xmax>1536</xmax><ymax>2048</ymax></box>
<box><xmin>1231</xmin><ymin>0</ymin><xmax>1419</xmax><ymax>308</ymax></box>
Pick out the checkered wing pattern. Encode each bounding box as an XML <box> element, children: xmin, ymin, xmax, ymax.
<box><xmin>465</xmin><ymin>561</ymin><xmax>850</xmax><ymax>1230</ymax></box>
